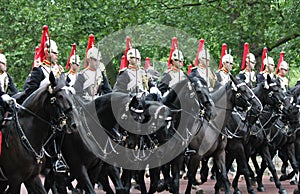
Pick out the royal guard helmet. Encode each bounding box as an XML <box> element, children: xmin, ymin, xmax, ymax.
<box><xmin>87</xmin><ymin>47</ymin><xmax>101</xmax><ymax>61</ymax></box>
<box><xmin>45</xmin><ymin>39</ymin><xmax>58</xmax><ymax>54</ymax></box>
<box><xmin>279</xmin><ymin>61</ymin><xmax>289</xmax><ymax>70</ymax></box>
<box><xmin>263</xmin><ymin>57</ymin><xmax>274</xmax><ymax>66</ymax></box>
<box><xmin>171</xmin><ymin>49</ymin><xmax>184</xmax><ymax>62</ymax></box>
<box><xmin>70</xmin><ymin>55</ymin><xmax>80</xmax><ymax>65</ymax></box>
<box><xmin>127</xmin><ymin>48</ymin><xmax>141</xmax><ymax>60</ymax></box>
<box><xmin>222</xmin><ymin>54</ymin><xmax>233</xmax><ymax>64</ymax></box>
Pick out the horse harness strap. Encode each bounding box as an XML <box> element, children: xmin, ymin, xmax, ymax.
<box><xmin>11</xmin><ymin>101</ymin><xmax>66</xmax><ymax>163</ymax></box>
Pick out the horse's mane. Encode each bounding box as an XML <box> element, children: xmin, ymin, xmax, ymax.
<box><xmin>22</xmin><ymin>75</ymin><xmax>66</xmax><ymax>108</ymax></box>
<box><xmin>287</xmin><ymin>85</ymin><xmax>300</xmax><ymax>97</ymax></box>
<box><xmin>22</xmin><ymin>85</ymin><xmax>49</xmax><ymax>107</ymax></box>
<box><xmin>211</xmin><ymin>82</ymin><xmax>229</xmax><ymax>102</ymax></box>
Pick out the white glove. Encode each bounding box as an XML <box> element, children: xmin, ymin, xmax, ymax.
<box><xmin>150</xmin><ymin>87</ymin><xmax>162</xmax><ymax>97</ymax></box>
<box><xmin>1</xmin><ymin>94</ymin><xmax>14</xmax><ymax>104</ymax></box>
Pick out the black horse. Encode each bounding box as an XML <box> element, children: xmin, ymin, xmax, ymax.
<box><xmin>47</xmin><ymin>91</ymin><xmax>173</xmax><ymax>194</ymax></box>
<box><xmin>184</xmin><ymin>75</ymin><xmax>262</xmax><ymax>194</ymax></box>
<box><xmin>0</xmin><ymin>73</ymin><xmax>78</xmax><ymax>194</ymax></box>
<box><xmin>153</xmin><ymin>75</ymin><xmax>215</xmax><ymax>194</ymax></box>
<box><xmin>226</xmin><ymin>77</ymin><xmax>291</xmax><ymax>194</ymax></box>
<box><xmin>224</xmin><ymin>77</ymin><xmax>290</xmax><ymax>194</ymax></box>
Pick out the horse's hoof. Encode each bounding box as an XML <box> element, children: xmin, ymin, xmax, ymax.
<box><xmin>210</xmin><ymin>175</ymin><xmax>216</xmax><ymax>180</ymax></box>
<box><xmin>257</xmin><ymin>186</ymin><xmax>265</xmax><ymax>192</ymax></box>
<box><xmin>269</xmin><ymin>176</ymin><xmax>274</xmax><ymax>182</ymax></box>
<box><xmin>233</xmin><ymin>190</ymin><xmax>242</xmax><ymax>194</ymax></box>
<box><xmin>192</xmin><ymin>185</ymin><xmax>201</xmax><ymax>190</ymax></box>
<box><xmin>279</xmin><ymin>189</ymin><xmax>288</xmax><ymax>194</ymax></box>
<box><xmin>196</xmin><ymin>189</ymin><xmax>204</xmax><ymax>194</ymax></box>
<box><xmin>290</xmin><ymin>180</ymin><xmax>297</xmax><ymax>185</ymax></box>
<box><xmin>156</xmin><ymin>180</ymin><xmax>165</xmax><ymax>192</ymax></box>
<box><xmin>293</xmin><ymin>189</ymin><xmax>299</xmax><ymax>194</ymax></box>
<box><xmin>279</xmin><ymin>175</ymin><xmax>288</xmax><ymax>181</ymax></box>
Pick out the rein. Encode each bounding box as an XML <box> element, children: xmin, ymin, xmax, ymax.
<box><xmin>13</xmin><ymin>96</ymin><xmax>69</xmax><ymax>164</ymax></box>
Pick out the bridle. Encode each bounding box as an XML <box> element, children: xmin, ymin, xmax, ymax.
<box><xmin>11</xmin><ymin>88</ymin><xmax>72</xmax><ymax>163</ymax></box>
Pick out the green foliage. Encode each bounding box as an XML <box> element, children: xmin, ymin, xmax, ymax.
<box><xmin>0</xmin><ymin>0</ymin><xmax>299</xmax><ymax>89</ymax></box>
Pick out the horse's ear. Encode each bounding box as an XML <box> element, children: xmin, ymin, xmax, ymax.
<box><xmin>129</xmin><ymin>96</ymin><xmax>139</xmax><ymax>110</ymax></box>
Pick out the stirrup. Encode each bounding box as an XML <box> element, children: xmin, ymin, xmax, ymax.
<box><xmin>53</xmin><ymin>159</ymin><xmax>67</xmax><ymax>173</ymax></box>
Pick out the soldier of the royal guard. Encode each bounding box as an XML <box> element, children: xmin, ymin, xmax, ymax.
<box><xmin>16</xmin><ymin>39</ymin><xmax>68</xmax><ymax>172</ymax></box>
<box><xmin>238</xmin><ymin>43</ymin><xmax>257</xmax><ymax>87</ymax></box>
<box><xmin>158</xmin><ymin>49</ymin><xmax>186</xmax><ymax>96</ymax></box>
<box><xmin>113</xmin><ymin>48</ymin><xmax>149</xmax><ymax>95</ymax></box>
<box><xmin>144</xmin><ymin>57</ymin><xmax>160</xmax><ymax>88</ymax></box>
<box><xmin>276</xmin><ymin>61</ymin><xmax>289</xmax><ymax>92</ymax></box>
<box><xmin>190</xmin><ymin>48</ymin><xmax>217</xmax><ymax>92</ymax></box>
<box><xmin>66</xmin><ymin>54</ymin><xmax>80</xmax><ymax>87</ymax></box>
<box><xmin>17</xmin><ymin>39</ymin><xmax>64</xmax><ymax>104</ymax></box>
<box><xmin>215</xmin><ymin>54</ymin><xmax>234</xmax><ymax>86</ymax></box>
<box><xmin>0</xmin><ymin>53</ymin><xmax>18</xmax><ymax>125</ymax></box>
<box><xmin>257</xmin><ymin>56</ymin><xmax>275</xmax><ymax>84</ymax></box>
<box><xmin>74</xmin><ymin>47</ymin><xmax>111</xmax><ymax>100</ymax></box>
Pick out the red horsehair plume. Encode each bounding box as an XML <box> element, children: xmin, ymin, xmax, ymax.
<box><xmin>241</xmin><ymin>42</ymin><xmax>249</xmax><ymax>70</ymax></box>
<box><xmin>218</xmin><ymin>43</ymin><xmax>227</xmax><ymax>69</ymax></box>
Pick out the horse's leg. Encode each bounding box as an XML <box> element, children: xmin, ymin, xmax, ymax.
<box><xmin>249</xmin><ymin>153</ymin><xmax>260</xmax><ymax>185</ymax></box>
<box><xmin>200</xmin><ymin>158</ymin><xmax>209</xmax><ymax>183</ymax></box>
<box><xmin>8</xmin><ymin>182</ymin><xmax>22</xmax><ymax>194</ymax></box>
<box><xmin>234</xmin><ymin>142</ymin><xmax>256</xmax><ymax>194</ymax></box>
<box><xmin>278</xmin><ymin>148</ymin><xmax>289</xmax><ymax>174</ymax></box>
<box><xmin>107</xmin><ymin>166</ymin><xmax>125</xmax><ymax>194</ymax></box>
<box><xmin>121</xmin><ymin>169</ymin><xmax>133</xmax><ymax>193</ymax></box>
<box><xmin>75</xmin><ymin>165</ymin><xmax>96</xmax><ymax>194</ymax></box>
<box><xmin>260</xmin><ymin>146</ymin><xmax>287</xmax><ymax>194</ymax></box>
<box><xmin>99</xmin><ymin>173</ymin><xmax>114</xmax><ymax>194</ymax></box>
<box><xmin>24</xmin><ymin>175</ymin><xmax>47</xmax><ymax>194</ymax></box>
<box><xmin>148</xmin><ymin>167</ymin><xmax>160</xmax><ymax>194</ymax></box>
<box><xmin>185</xmin><ymin>153</ymin><xmax>201</xmax><ymax>194</ymax></box>
<box><xmin>280</xmin><ymin>144</ymin><xmax>298</xmax><ymax>181</ymax></box>
<box><xmin>214</xmin><ymin>146</ymin><xmax>230</xmax><ymax>194</ymax></box>
<box><xmin>160</xmin><ymin>164</ymin><xmax>172</xmax><ymax>191</ymax></box>
<box><xmin>171</xmin><ymin>154</ymin><xmax>184</xmax><ymax>194</ymax></box>
<box><xmin>0</xmin><ymin>181</ymin><xmax>8</xmax><ymax>193</ymax></box>
<box><xmin>136</xmin><ymin>170</ymin><xmax>147</xmax><ymax>194</ymax></box>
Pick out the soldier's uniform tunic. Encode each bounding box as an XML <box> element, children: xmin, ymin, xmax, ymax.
<box><xmin>158</xmin><ymin>68</ymin><xmax>186</xmax><ymax>96</ymax></box>
<box><xmin>113</xmin><ymin>65</ymin><xmax>148</xmax><ymax>95</ymax></box>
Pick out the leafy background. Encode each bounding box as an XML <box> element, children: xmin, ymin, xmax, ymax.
<box><xmin>0</xmin><ymin>0</ymin><xmax>299</xmax><ymax>89</ymax></box>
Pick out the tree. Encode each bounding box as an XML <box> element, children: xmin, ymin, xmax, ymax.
<box><xmin>0</xmin><ymin>0</ymin><xmax>299</xmax><ymax>88</ymax></box>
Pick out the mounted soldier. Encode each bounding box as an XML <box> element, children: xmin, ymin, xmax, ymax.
<box><xmin>238</xmin><ymin>43</ymin><xmax>256</xmax><ymax>87</ymax></box>
<box><xmin>276</xmin><ymin>61</ymin><xmax>289</xmax><ymax>93</ymax></box>
<box><xmin>0</xmin><ymin>53</ymin><xmax>18</xmax><ymax>125</ymax></box>
<box><xmin>257</xmin><ymin>47</ymin><xmax>275</xmax><ymax>84</ymax></box>
<box><xmin>215</xmin><ymin>54</ymin><xmax>234</xmax><ymax>86</ymax></box>
<box><xmin>158</xmin><ymin>49</ymin><xmax>186</xmax><ymax>96</ymax></box>
<box><xmin>65</xmin><ymin>43</ymin><xmax>80</xmax><ymax>87</ymax></box>
<box><xmin>190</xmin><ymin>39</ymin><xmax>216</xmax><ymax>92</ymax></box>
<box><xmin>257</xmin><ymin>56</ymin><xmax>275</xmax><ymax>83</ymax></box>
<box><xmin>144</xmin><ymin>57</ymin><xmax>160</xmax><ymax>89</ymax></box>
<box><xmin>113</xmin><ymin>48</ymin><xmax>149</xmax><ymax>96</ymax></box>
<box><xmin>74</xmin><ymin>46</ymin><xmax>111</xmax><ymax>100</ymax></box>
<box><xmin>17</xmin><ymin>39</ymin><xmax>63</xmax><ymax>104</ymax></box>
<box><xmin>66</xmin><ymin>54</ymin><xmax>80</xmax><ymax>87</ymax></box>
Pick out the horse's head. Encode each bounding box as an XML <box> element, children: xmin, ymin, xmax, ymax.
<box><xmin>230</xmin><ymin>74</ymin><xmax>262</xmax><ymax>117</ymax></box>
<box><xmin>254</xmin><ymin>75</ymin><xmax>286</xmax><ymax>112</ymax></box>
<box><xmin>189</xmin><ymin>75</ymin><xmax>216</xmax><ymax>120</ymax></box>
<box><xmin>23</xmin><ymin>72</ymin><xmax>78</xmax><ymax>134</ymax></box>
